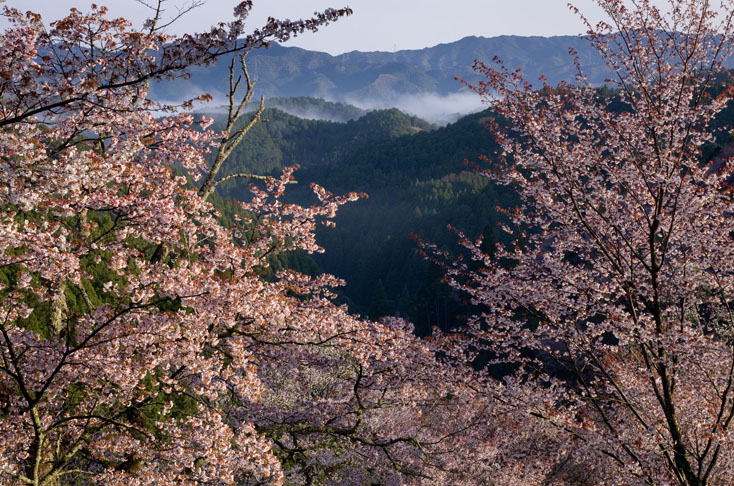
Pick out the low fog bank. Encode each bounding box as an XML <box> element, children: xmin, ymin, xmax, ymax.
<box><xmin>344</xmin><ymin>92</ymin><xmax>486</xmax><ymax>126</ymax></box>
<box><xmin>151</xmin><ymin>85</ymin><xmax>486</xmax><ymax>126</ymax></box>
<box><xmin>249</xmin><ymin>93</ymin><xmax>487</xmax><ymax>126</ymax></box>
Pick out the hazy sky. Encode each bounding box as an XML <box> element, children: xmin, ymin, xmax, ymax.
<box><xmin>4</xmin><ymin>0</ymin><xmax>613</xmax><ymax>54</ymax></box>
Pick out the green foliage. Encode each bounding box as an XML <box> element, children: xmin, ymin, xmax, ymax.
<box><xmin>198</xmin><ymin>104</ymin><xmax>517</xmax><ymax>330</ymax></box>
<box><xmin>199</xmin><ymin>106</ymin><xmax>437</xmax><ymax>198</ymax></box>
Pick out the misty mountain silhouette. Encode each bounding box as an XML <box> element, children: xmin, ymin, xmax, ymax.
<box><xmin>150</xmin><ymin>34</ymin><xmax>734</xmax><ymax>122</ymax></box>
<box><xmin>149</xmin><ymin>35</ymin><xmax>611</xmax><ymax>103</ymax></box>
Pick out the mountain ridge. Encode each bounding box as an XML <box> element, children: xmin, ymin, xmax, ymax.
<box><xmin>150</xmin><ymin>34</ymin><xmax>613</xmax><ymax>122</ymax></box>
<box><xmin>151</xmin><ymin>33</ymin><xmax>734</xmax><ymax>123</ymax></box>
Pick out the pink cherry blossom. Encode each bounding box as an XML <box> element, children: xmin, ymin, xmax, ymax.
<box><xmin>420</xmin><ymin>1</ymin><xmax>734</xmax><ymax>484</ymax></box>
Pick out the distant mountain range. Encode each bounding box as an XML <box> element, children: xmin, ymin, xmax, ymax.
<box><xmin>151</xmin><ymin>34</ymin><xmax>734</xmax><ymax>123</ymax></box>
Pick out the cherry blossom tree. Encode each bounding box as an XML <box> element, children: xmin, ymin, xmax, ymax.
<box><xmin>427</xmin><ymin>0</ymin><xmax>734</xmax><ymax>484</ymax></box>
<box><xmin>0</xmin><ymin>2</ymin><xmax>375</xmax><ymax>485</ymax></box>
<box><xmin>0</xmin><ymin>2</ymin><xmax>531</xmax><ymax>486</ymax></box>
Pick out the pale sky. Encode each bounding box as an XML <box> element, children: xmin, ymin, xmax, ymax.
<box><xmin>3</xmin><ymin>0</ymin><xmax>613</xmax><ymax>54</ymax></box>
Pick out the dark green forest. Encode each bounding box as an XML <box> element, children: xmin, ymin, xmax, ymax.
<box><xmin>203</xmin><ymin>90</ymin><xmax>734</xmax><ymax>335</ymax></box>
<box><xmin>200</xmin><ymin>101</ymin><xmax>514</xmax><ymax>334</ymax></box>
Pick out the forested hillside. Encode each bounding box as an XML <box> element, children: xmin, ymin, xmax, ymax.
<box><xmin>206</xmin><ymin>84</ymin><xmax>734</xmax><ymax>334</ymax></box>
<box><xmin>203</xmin><ymin>103</ymin><xmax>516</xmax><ymax>333</ymax></box>
<box><xmin>206</xmin><ymin>106</ymin><xmax>434</xmax><ymax>176</ymax></box>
